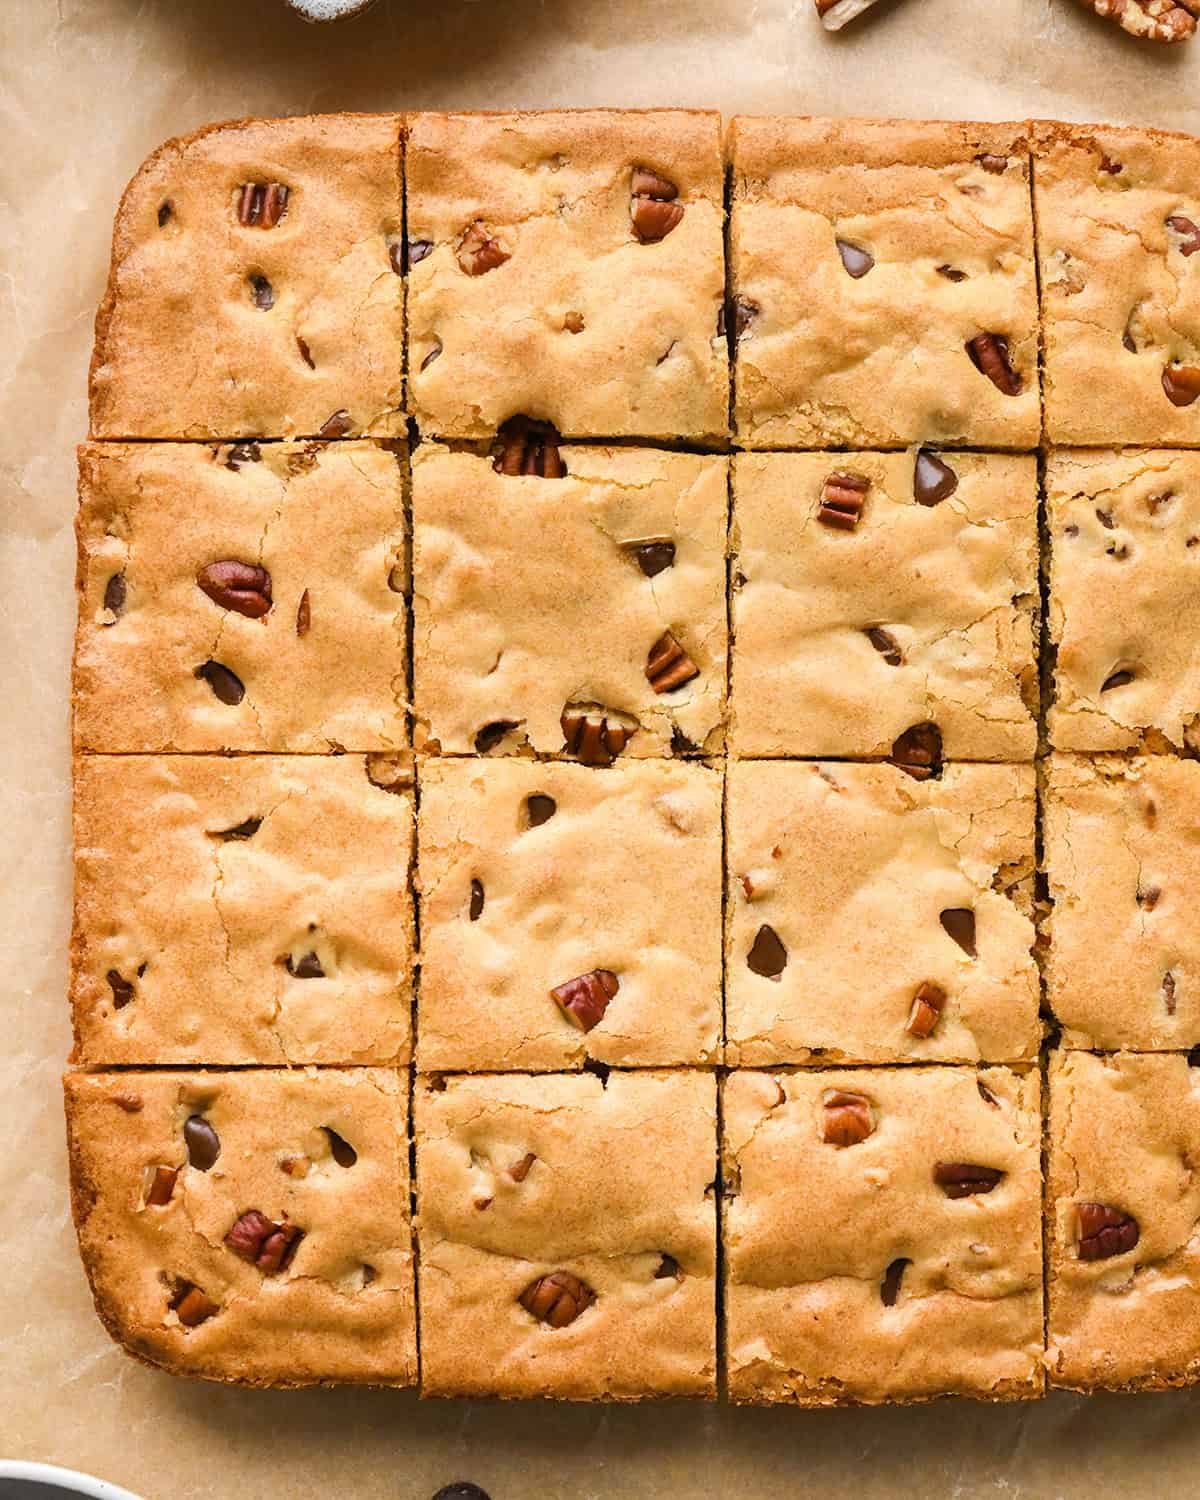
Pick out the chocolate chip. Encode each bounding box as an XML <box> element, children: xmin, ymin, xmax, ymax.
<box><xmin>865</xmin><ymin>627</ymin><xmax>903</xmax><ymax>666</ymax></box>
<box><xmin>210</xmin><ymin>816</ymin><xmax>261</xmax><ymax>841</ymax></box>
<box><xmin>1102</xmin><ymin>668</ymin><xmax>1135</xmax><ymax>692</ymax></box>
<box><xmin>718</xmin><ymin>298</ymin><xmax>759</xmax><ymax>343</ymax></box>
<box><xmin>525</xmin><ymin>794</ymin><xmax>556</xmax><ymax>828</ymax></box>
<box><xmin>518</xmin><ymin>1271</ymin><xmax>595</xmax><ymax>1327</ymax></box>
<box><xmin>226</xmin><ymin>442</ymin><xmax>261</xmax><ymax>470</ymax></box>
<box><xmin>822</xmin><ymin>1091</ymin><xmax>874</xmax><ymax>1147</ymax></box>
<box><xmin>249</xmin><ymin>273</ymin><xmax>275</xmax><ymax>310</ymax></box>
<box><xmin>296</xmin><ymin>335</ymin><xmax>316</xmax><ymax>370</ymax></box>
<box><xmin>469</xmin><ymin>879</ymin><xmax>485</xmax><ymax>921</ymax></box>
<box><xmin>475</xmin><ymin>720</ymin><xmax>519</xmax><ymax>754</ymax></box>
<box><xmin>977</xmin><ymin>154</ymin><xmax>1009</xmax><ymax>174</ymax></box>
<box><xmin>1163</xmin><ymin>364</ymin><xmax>1200</xmax><ymax>408</ymax></box>
<box><xmin>880</xmin><ymin>1257</ymin><xmax>909</xmax><ymax>1307</ymax></box>
<box><xmin>296</xmin><ymin>589</ymin><xmax>311</xmax><ymax>637</ymax></box>
<box><xmin>432</xmin><ymin>1486</ymin><xmax>492</xmax><ymax>1500</ymax></box>
<box><xmin>914</xmin><ymin>451</ymin><xmax>959</xmax><ymax>506</ymax></box>
<box><xmin>1167</xmin><ymin>215</ymin><xmax>1200</xmax><ymax>256</ymax></box>
<box><xmin>907</xmin><ymin>981</ymin><xmax>946</xmax><ymax>1038</ymax></box>
<box><xmin>818</xmin><ymin>471</ymin><xmax>869</xmax><ymax>531</ymax></box>
<box><xmin>225</xmin><ymin>1210</ymin><xmax>304</xmax><ymax>1273</ymax></box>
<box><xmin>184</xmin><ymin>1116</ymin><xmax>220</xmax><ymax>1171</ymax></box>
<box><xmin>106</xmin><ymin>969</ymin><xmax>135</xmax><ymax>1009</ymax></box>
<box><xmin>966</xmin><ymin>332</ymin><xmax>1022</xmax><ymax>395</ymax></box>
<box><xmin>836</xmin><ymin>239</ymin><xmax>875</xmax><ymax>278</ymax></box>
<box><xmin>407</xmin><ymin>239</ymin><xmax>434</xmax><ymax>269</ymax></box>
<box><xmin>1164</xmin><ymin>970</ymin><xmax>1178</xmax><ymax>1015</ymax></box>
<box><xmin>889</xmin><ymin>721</ymin><xmax>942</xmax><ymax>780</ymax></box>
<box><xmin>1100</xmin><ymin>155</ymin><xmax>1123</xmax><ymax>176</ymax></box>
<box><xmin>237</xmin><ymin>182</ymin><xmax>289</xmax><ymax>229</ymax></box>
<box><xmin>934</xmin><ymin>1162</ymin><xmax>1003</xmax><ymax>1198</ymax></box>
<box><xmin>1123</xmin><ymin>327</ymin><xmax>1138</xmax><ymax>355</ymax></box>
<box><xmin>630</xmin><ymin>167</ymin><xmax>684</xmax><ymax>243</ymax></box>
<box><xmin>551</xmin><ymin>969</ymin><xmax>619</xmax><ymax>1031</ymax></box>
<box><xmin>936</xmin><ymin>264</ymin><xmax>968</xmax><ymax>283</ymax></box>
<box><xmin>457</xmin><ymin>223</ymin><xmax>509</xmax><ymax>275</ymax></box>
<box><xmin>491</xmin><ymin>415</ymin><xmax>566</xmax><ymax>478</ymax></box>
<box><xmin>323</xmin><ymin>1127</ymin><xmax>357</xmax><ymax>1168</ymax></box>
<box><xmin>157</xmin><ymin>201</ymin><xmax>172</xmax><ymax>228</ymax></box>
<box><xmin>630</xmin><ymin>540</ymin><xmax>676</xmax><ymax>577</ymax></box>
<box><xmin>940</xmin><ymin>908</ymin><xmax>977</xmax><ymax>958</ymax></box>
<box><xmin>646</xmin><ymin>631</ymin><xmax>699</xmax><ymax>694</ymax></box>
<box><xmin>196</xmin><ymin>560</ymin><xmax>273</xmax><ymax>619</ymax></box>
<box><xmin>319</xmin><ymin>409</ymin><xmax>353</xmax><ymax>438</ymax></box>
<box><xmin>421</xmin><ymin>336</ymin><xmax>443</xmax><ymax>371</ymax></box>
<box><xmin>747</xmin><ymin>923</ymin><xmax>787</xmax><ymax>980</ymax></box>
<box><xmin>145</xmin><ymin>1166</ymin><xmax>178</xmax><ymax>1207</ymax></box>
<box><xmin>977</xmin><ymin>1078</ymin><xmax>1000</xmax><ymax>1107</ymax></box>
<box><xmin>194</xmin><ymin>660</ymin><xmax>245</xmax><ymax>706</ymax></box>
<box><xmin>286</xmin><ymin>951</ymin><xmax>325</xmax><ymax>979</ymax></box>
<box><xmin>171</xmin><ymin>1284</ymin><xmax>219</xmax><ymax>1327</ymax></box>
<box><xmin>561</xmin><ymin>705</ymin><xmax>636</xmax><ymax>765</ymax></box>
<box><xmin>102</xmin><ymin>572</ymin><xmax>127</xmax><ymax>622</ymax></box>
<box><xmin>670</xmin><ymin>724</ymin><xmax>699</xmax><ymax>755</ymax></box>
<box><xmin>1095</xmin><ymin>508</ymin><xmax>1115</xmax><ymax>530</ymax></box>
<box><xmin>1076</xmin><ymin>1202</ymin><xmax>1139</xmax><ymax>1261</ymax></box>
<box><xmin>655</xmin><ymin>1253</ymin><xmax>683</xmax><ymax>1279</ymax></box>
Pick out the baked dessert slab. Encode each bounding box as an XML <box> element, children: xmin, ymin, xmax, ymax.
<box><xmin>65</xmin><ymin>1069</ymin><xmax>416</xmax><ymax>1387</ymax></box>
<box><xmin>1047</xmin><ymin>450</ymin><xmax>1200</xmax><ymax>753</ymax></box>
<box><xmin>414</xmin><ymin>1070</ymin><xmax>717</xmax><ymax>1399</ymax></box>
<box><xmin>1035</xmin><ymin>122</ymin><xmax>1200</xmax><ymax>446</ymax></box>
<box><xmin>71</xmin><ymin>754</ymin><xmax>414</xmax><ymax>1066</ymax></box>
<box><xmin>412</xmin><ymin>443</ymin><xmax>727</xmax><ymax>759</ymax></box>
<box><xmin>89</xmin><ymin>113</ymin><xmax>405</xmax><ymax>441</ymax></box>
<box><xmin>723</xmin><ymin>1066</ymin><xmax>1044</xmax><ymax>1404</ymax></box>
<box><xmin>417</xmin><ymin>758</ymin><xmax>722</xmax><ymax>1072</ymax></box>
<box><xmin>729</xmin><ymin>118</ymin><xmax>1040</xmax><ymax>449</ymax></box>
<box><xmin>74</xmin><ymin>440</ymin><xmax>407</xmax><ymax>753</ymax></box>
<box><xmin>1044</xmin><ymin>755</ymin><xmax>1200</xmax><ymax>1050</ymax></box>
<box><xmin>1047</xmin><ymin>1050</ymin><xmax>1200</xmax><ymax>1393</ymax></box>
<box><xmin>406</xmin><ymin>110</ymin><xmax>728</xmax><ymax>442</ymax></box>
<box><xmin>725</xmin><ymin>761</ymin><xmax>1040</xmax><ymax>1066</ymax></box>
<box><xmin>730</xmin><ymin>451</ymin><xmax>1039</xmax><ymax>759</ymax></box>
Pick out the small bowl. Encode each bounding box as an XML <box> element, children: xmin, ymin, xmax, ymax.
<box><xmin>0</xmin><ymin>1462</ymin><xmax>143</xmax><ymax>1500</ymax></box>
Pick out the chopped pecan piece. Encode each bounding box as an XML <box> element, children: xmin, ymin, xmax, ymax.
<box><xmin>491</xmin><ymin>415</ymin><xmax>566</xmax><ymax>478</ymax></box>
<box><xmin>1076</xmin><ymin>1202</ymin><xmax>1140</xmax><ymax>1260</ymax></box>
<box><xmin>560</xmin><ymin>705</ymin><xmax>636</xmax><ymax>765</ymax></box>
<box><xmin>865</xmin><ymin>627</ymin><xmax>903</xmax><ymax>666</ymax></box>
<box><xmin>171</xmin><ymin>1283</ymin><xmax>219</xmax><ymax>1328</ymax></box>
<box><xmin>934</xmin><ymin>1162</ymin><xmax>1004</xmax><ymax>1198</ymax></box>
<box><xmin>836</xmin><ymin>239</ymin><xmax>875</xmax><ymax>278</ymax></box>
<box><xmin>966</xmin><ymin>332</ymin><xmax>1023</xmax><ymax>395</ymax></box>
<box><xmin>880</xmin><ymin>1257</ymin><xmax>909</xmax><ymax>1307</ymax></box>
<box><xmin>889</xmin><ymin>721</ymin><xmax>942</xmax><ymax>780</ymax></box>
<box><xmin>183</xmin><ymin>1115</ymin><xmax>220</xmax><ymax>1171</ymax></box>
<box><xmin>630</xmin><ymin>540</ymin><xmax>676</xmax><ymax>577</ymax></box>
<box><xmin>194</xmin><ymin>660</ymin><xmax>245</xmax><ymax>706</ymax></box>
<box><xmin>1167</xmin><ymin>215</ymin><xmax>1200</xmax><ymax>255</ymax></box>
<box><xmin>456</xmin><ymin>222</ymin><xmax>510</xmax><ymax>276</ymax></box>
<box><xmin>914</xmin><ymin>451</ymin><xmax>958</xmax><ymax>507</ymax></box>
<box><xmin>936</xmin><ymin>264</ymin><xmax>968</xmax><ymax>283</ymax></box>
<box><xmin>631</xmin><ymin>167</ymin><xmax>684</xmax><ymax>242</ymax></box>
<box><xmin>319</xmin><ymin>409</ymin><xmax>353</xmax><ymax>438</ymax></box>
<box><xmin>1075</xmin><ymin>0</ymin><xmax>1197</xmax><ymax>42</ymax></box>
<box><xmin>747</xmin><ymin>923</ymin><xmax>788</xmax><ymax>980</ymax></box>
<box><xmin>646</xmin><ymin>631</ymin><xmax>700</xmax><ymax>694</ymax></box>
<box><xmin>815</xmin><ymin>0</ymin><xmax>884</xmax><ymax>26</ymax></box>
<box><xmin>817</xmin><ymin>471</ymin><xmax>870</xmax><ymax>530</ymax></box>
<box><xmin>237</xmin><ymin>181</ymin><xmax>289</xmax><ymax>229</ymax></box>
<box><xmin>906</xmin><ymin>981</ymin><xmax>947</xmax><ymax>1038</ymax></box>
<box><xmin>296</xmin><ymin>589</ymin><xmax>311</xmax><ymax>637</ymax></box>
<box><xmin>1163</xmin><ymin>363</ymin><xmax>1200</xmax><ymax>407</ymax></box>
<box><xmin>822</xmin><ymin>1090</ymin><xmax>874</xmax><ymax>1147</ymax></box>
<box><xmin>940</xmin><ymin>907</ymin><xmax>977</xmax><ymax>958</ymax></box>
<box><xmin>552</xmin><ymin>968</ymin><xmax>619</xmax><ymax>1031</ymax></box>
<box><xmin>145</xmin><ymin>1166</ymin><xmax>178</xmax><ymax>1207</ymax></box>
<box><xmin>1164</xmin><ymin>969</ymin><xmax>1178</xmax><ymax>1015</ymax></box>
<box><xmin>225</xmin><ymin>1209</ymin><xmax>304</xmax><ymax>1274</ymax></box>
<box><xmin>518</xmin><ymin>1271</ymin><xmax>595</xmax><ymax>1327</ymax></box>
<box><xmin>508</xmin><ymin>1152</ymin><xmax>537</xmax><ymax>1183</ymax></box>
<box><xmin>196</xmin><ymin>560</ymin><xmax>272</xmax><ymax>619</ymax></box>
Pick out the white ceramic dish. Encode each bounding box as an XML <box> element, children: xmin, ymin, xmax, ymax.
<box><xmin>0</xmin><ymin>1463</ymin><xmax>143</xmax><ymax>1500</ymax></box>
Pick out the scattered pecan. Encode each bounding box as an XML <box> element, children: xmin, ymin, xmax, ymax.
<box><xmin>1076</xmin><ymin>1202</ymin><xmax>1140</xmax><ymax>1259</ymax></box>
<box><xmin>225</xmin><ymin>1209</ymin><xmax>304</xmax><ymax>1274</ymax></box>
<box><xmin>906</xmin><ymin>981</ymin><xmax>947</xmax><ymax>1038</ymax></box>
<box><xmin>1163</xmin><ymin>363</ymin><xmax>1200</xmax><ymax>407</ymax></box>
<box><xmin>1164</xmin><ymin>969</ymin><xmax>1178</xmax><ymax>1015</ymax></box>
<box><xmin>184</xmin><ymin>1115</ymin><xmax>221</xmax><ymax>1171</ymax></box>
<box><xmin>836</xmin><ymin>239</ymin><xmax>875</xmax><ymax>278</ymax></box>
<box><xmin>518</xmin><ymin>1271</ymin><xmax>595</xmax><ymax>1327</ymax></box>
<box><xmin>237</xmin><ymin>182</ymin><xmax>289</xmax><ymax>229</ymax></box>
<box><xmin>940</xmin><ymin>908</ymin><xmax>977</xmax><ymax>958</ymax></box>
<box><xmin>421</xmin><ymin>336</ymin><xmax>443</xmax><ymax>371</ymax></box>
<box><xmin>933</xmin><ymin>1162</ymin><xmax>1004</xmax><ymax>1198</ymax></box>
<box><xmin>936</xmin><ymin>264</ymin><xmax>968</xmax><ymax>283</ymax></box>
<box><xmin>966</xmin><ymin>332</ymin><xmax>1023</xmax><ymax>395</ymax></box>
<box><xmin>646</xmin><ymin>631</ymin><xmax>700</xmax><ymax>694</ymax></box>
<box><xmin>1075</xmin><ymin>0</ymin><xmax>1198</xmax><ymax>42</ymax></box>
<box><xmin>170</xmin><ymin>1283</ymin><xmax>219</xmax><ymax>1328</ymax></box>
<box><xmin>552</xmin><ymin>969</ymin><xmax>619</xmax><ymax>1031</ymax></box>
<box><xmin>560</xmin><ymin>705</ymin><xmax>636</xmax><ymax>765</ymax></box>
<box><xmin>630</xmin><ymin>540</ymin><xmax>676</xmax><ymax>577</ymax></box>
<box><xmin>655</xmin><ymin>1253</ymin><xmax>683</xmax><ymax>1280</ymax></box>
<box><xmin>456</xmin><ymin>222</ymin><xmax>510</xmax><ymax>276</ymax></box>
<box><xmin>747</xmin><ymin>923</ymin><xmax>788</xmax><ymax>980</ymax></box>
<box><xmin>977</xmin><ymin>154</ymin><xmax>1010</xmax><ymax>174</ymax></box>
<box><xmin>1167</xmin><ymin>215</ymin><xmax>1200</xmax><ymax>254</ymax></box>
<box><xmin>508</xmin><ymin>1153</ymin><xmax>537</xmax><ymax>1183</ymax></box>
<box><xmin>196</xmin><ymin>561</ymin><xmax>272</xmax><ymax>619</ymax></box>
<box><xmin>815</xmin><ymin>0</ymin><xmax>884</xmax><ymax>27</ymax></box>
<box><xmin>491</xmin><ymin>415</ymin><xmax>566</xmax><ymax>478</ymax></box>
<box><xmin>818</xmin><ymin>471</ymin><xmax>870</xmax><ymax>530</ymax></box>
<box><xmin>145</xmin><ymin>1166</ymin><xmax>178</xmax><ymax>1207</ymax></box>
<box><xmin>631</xmin><ymin>167</ymin><xmax>684</xmax><ymax>243</ymax></box>
<box><xmin>194</xmin><ymin>660</ymin><xmax>245</xmax><ymax>706</ymax></box>
<box><xmin>914</xmin><ymin>450</ymin><xmax>959</xmax><ymax>506</ymax></box>
<box><xmin>1136</xmin><ymin>883</ymin><xmax>1161</xmax><ymax>910</ymax></box>
<box><xmin>822</xmin><ymin>1091</ymin><xmax>874</xmax><ymax>1147</ymax></box>
<box><xmin>889</xmin><ymin>721</ymin><xmax>942</xmax><ymax>780</ymax></box>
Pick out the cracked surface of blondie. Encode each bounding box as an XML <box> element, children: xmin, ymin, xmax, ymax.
<box><xmin>74</xmin><ymin>441</ymin><xmax>407</xmax><ymax>752</ymax></box>
<box><xmin>65</xmin><ymin>1069</ymin><xmax>416</xmax><ymax>1386</ymax></box>
<box><xmin>722</xmin><ymin>1066</ymin><xmax>1044</xmax><ymax>1404</ymax></box>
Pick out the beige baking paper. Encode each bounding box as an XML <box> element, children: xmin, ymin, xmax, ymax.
<box><xmin>3</xmin><ymin>0</ymin><xmax>1200</xmax><ymax>1495</ymax></box>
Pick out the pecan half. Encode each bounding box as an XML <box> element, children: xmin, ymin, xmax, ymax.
<box><xmin>646</xmin><ymin>631</ymin><xmax>699</xmax><ymax>694</ymax></box>
<box><xmin>906</xmin><ymin>981</ymin><xmax>947</xmax><ymax>1038</ymax></box>
<box><xmin>171</xmin><ymin>1283</ymin><xmax>219</xmax><ymax>1327</ymax></box>
<box><xmin>914</xmin><ymin>450</ymin><xmax>959</xmax><ymax>507</ymax></box>
<box><xmin>818</xmin><ymin>471</ymin><xmax>870</xmax><ymax>530</ymax></box>
<box><xmin>747</xmin><ymin>923</ymin><xmax>788</xmax><ymax>980</ymax></box>
<box><xmin>966</xmin><ymin>332</ymin><xmax>1023</xmax><ymax>395</ymax></box>
<box><xmin>815</xmin><ymin>0</ymin><xmax>884</xmax><ymax>27</ymax></box>
<box><xmin>836</xmin><ymin>239</ymin><xmax>875</xmax><ymax>278</ymax></box>
<box><xmin>631</xmin><ymin>167</ymin><xmax>684</xmax><ymax>242</ymax></box>
<box><xmin>145</xmin><ymin>1166</ymin><xmax>178</xmax><ymax>1207</ymax></box>
<box><xmin>184</xmin><ymin>1116</ymin><xmax>220</xmax><ymax>1171</ymax></box>
<box><xmin>822</xmin><ymin>1090</ymin><xmax>874</xmax><ymax>1147</ymax></box>
<box><xmin>237</xmin><ymin>182</ymin><xmax>289</xmax><ymax>229</ymax></box>
<box><xmin>1163</xmin><ymin>363</ymin><xmax>1200</xmax><ymax>407</ymax></box>
<box><xmin>1167</xmin><ymin>215</ymin><xmax>1200</xmax><ymax>255</ymax></box>
<box><xmin>1076</xmin><ymin>1202</ymin><xmax>1140</xmax><ymax>1260</ymax></box>
<box><xmin>934</xmin><ymin>1162</ymin><xmax>1004</xmax><ymax>1198</ymax></box>
<box><xmin>491</xmin><ymin>415</ymin><xmax>566</xmax><ymax>478</ymax></box>
<box><xmin>551</xmin><ymin>968</ymin><xmax>619</xmax><ymax>1031</ymax></box>
<box><xmin>225</xmin><ymin>1210</ymin><xmax>304</xmax><ymax>1274</ymax></box>
<box><xmin>196</xmin><ymin>561</ymin><xmax>272</xmax><ymax>619</ymax></box>
<box><xmin>889</xmin><ymin>721</ymin><xmax>942</xmax><ymax>780</ymax></box>
<box><xmin>940</xmin><ymin>907</ymin><xmax>977</xmax><ymax>958</ymax></box>
<box><xmin>456</xmin><ymin>222</ymin><xmax>510</xmax><ymax>276</ymax></box>
<box><xmin>560</xmin><ymin>705</ymin><xmax>636</xmax><ymax>765</ymax></box>
<box><xmin>1075</xmin><ymin>0</ymin><xmax>1198</xmax><ymax>42</ymax></box>
<box><xmin>518</xmin><ymin>1271</ymin><xmax>595</xmax><ymax>1327</ymax></box>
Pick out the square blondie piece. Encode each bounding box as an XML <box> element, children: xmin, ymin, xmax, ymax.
<box><xmin>723</xmin><ymin>1066</ymin><xmax>1044</xmax><ymax>1404</ymax></box>
<box><xmin>65</xmin><ymin>1069</ymin><xmax>416</xmax><ymax>1387</ymax></box>
<box><xmin>72</xmin><ymin>755</ymin><xmax>413</xmax><ymax>1066</ymax></box>
<box><xmin>729</xmin><ymin>118</ymin><xmax>1040</xmax><ymax>449</ymax></box>
<box><xmin>415</xmin><ymin>1071</ymin><xmax>717</xmax><ymax>1399</ymax></box>
<box><xmin>418</xmin><ymin>758</ymin><xmax>722</xmax><ymax>1071</ymax></box>
<box><xmin>1045</xmin><ymin>755</ymin><xmax>1200</xmax><ymax>1050</ymax></box>
<box><xmin>1047</xmin><ymin>450</ymin><xmax>1200</xmax><ymax>753</ymax></box>
<box><xmin>1047</xmin><ymin>1051</ymin><xmax>1200</xmax><ymax>1392</ymax></box>
<box><xmin>1036</xmin><ymin>123</ymin><xmax>1200</xmax><ymax>445</ymax></box>
<box><xmin>407</xmin><ymin>111</ymin><xmax>727</xmax><ymax>442</ymax></box>
<box><xmin>412</xmin><ymin>444</ymin><xmax>727</xmax><ymax>759</ymax></box>
<box><xmin>725</xmin><ymin>761</ymin><xmax>1039</xmax><ymax>1066</ymax></box>
<box><xmin>90</xmin><ymin>114</ymin><xmax>404</xmax><ymax>440</ymax></box>
<box><xmin>75</xmin><ymin>441</ymin><xmax>406</xmax><ymax>752</ymax></box>
<box><xmin>731</xmin><ymin>452</ymin><xmax>1038</xmax><ymax>759</ymax></box>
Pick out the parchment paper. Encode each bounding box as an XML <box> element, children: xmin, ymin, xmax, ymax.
<box><xmin>3</xmin><ymin>2</ymin><xmax>1200</xmax><ymax>1495</ymax></box>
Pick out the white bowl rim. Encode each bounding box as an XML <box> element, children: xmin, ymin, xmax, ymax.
<box><xmin>0</xmin><ymin>1462</ymin><xmax>143</xmax><ymax>1499</ymax></box>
